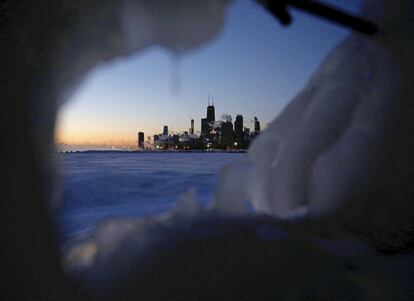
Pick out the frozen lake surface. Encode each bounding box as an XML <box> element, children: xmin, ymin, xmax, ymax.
<box><xmin>56</xmin><ymin>152</ymin><xmax>245</xmax><ymax>242</ymax></box>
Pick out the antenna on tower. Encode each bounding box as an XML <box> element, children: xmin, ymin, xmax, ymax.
<box><xmin>208</xmin><ymin>93</ymin><xmax>210</xmax><ymax>106</ymax></box>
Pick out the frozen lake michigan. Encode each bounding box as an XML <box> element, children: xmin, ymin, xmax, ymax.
<box><xmin>56</xmin><ymin>152</ymin><xmax>244</xmax><ymax>243</ymax></box>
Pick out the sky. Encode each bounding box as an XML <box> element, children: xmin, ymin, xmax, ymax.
<box><xmin>55</xmin><ymin>0</ymin><xmax>362</xmax><ymax>148</ymax></box>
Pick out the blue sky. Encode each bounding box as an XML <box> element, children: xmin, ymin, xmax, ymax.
<box><xmin>56</xmin><ymin>0</ymin><xmax>362</xmax><ymax>146</ymax></box>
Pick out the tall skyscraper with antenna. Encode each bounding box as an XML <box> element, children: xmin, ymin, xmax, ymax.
<box><xmin>201</xmin><ymin>95</ymin><xmax>215</xmax><ymax>138</ymax></box>
<box><xmin>207</xmin><ymin>105</ymin><xmax>215</xmax><ymax>123</ymax></box>
<box><xmin>207</xmin><ymin>95</ymin><xmax>215</xmax><ymax>123</ymax></box>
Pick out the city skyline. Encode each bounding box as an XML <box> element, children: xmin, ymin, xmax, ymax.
<box><xmin>56</xmin><ymin>101</ymin><xmax>263</xmax><ymax>148</ymax></box>
<box><xmin>55</xmin><ymin>0</ymin><xmax>361</xmax><ymax>148</ymax></box>
<box><xmin>149</xmin><ymin>102</ymin><xmax>261</xmax><ymax>150</ymax></box>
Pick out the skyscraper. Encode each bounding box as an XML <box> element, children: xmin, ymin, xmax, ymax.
<box><xmin>201</xmin><ymin>118</ymin><xmax>209</xmax><ymax>137</ymax></box>
<box><xmin>172</xmin><ymin>134</ymin><xmax>179</xmax><ymax>146</ymax></box>
<box><xmin>207</xmin><ymin>104</ymin><xmax>215</xmax><ymax>123</ymax></box>
<box><xmin>254</xmin><ymin>117</ymin><xmax>261</xmax><ymax>133</ymax></box>
<box><xmin>244</xmin><ymin>127</ymin><xmax>251</xmax><ymax>144</ymax></box>
<box><xmin>234</xmin><ymin>115</ymin><xmax>244</xmax><ymax>147</ymax></box>
<box><xmin>138</xmin><ymin>132</ymin><xmax>144</xmax><ymax>149</ymax></box>
<box><xmin>190</xmin><ymin>119</ymin><xmax>194</xmax><ymax>135</ymax></box>
<box><xmin>221</xmin><ymin>120</ymin><xmax>234</xmax><ymax>148</ymax></box>
<box><xmin>163</xmin><ymin>125</ymin><xmax>168</xmax><ymax>136</ymax></box>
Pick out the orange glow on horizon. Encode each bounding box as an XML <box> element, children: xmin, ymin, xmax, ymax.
<box><xmin>55</xmin><ymin>128</ymin><xmax>146</xmax><ymax>147</ymax></box>
<box><xmin>55</xmin><ymin>119</ymin><xmax>152</xmax><ymax>147</ymax></box>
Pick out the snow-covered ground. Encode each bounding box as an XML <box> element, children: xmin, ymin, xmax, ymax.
<box><xmin>56</xmin><ymin>152</ymin><xmax>244</xmax><ymax>242</ymax></box>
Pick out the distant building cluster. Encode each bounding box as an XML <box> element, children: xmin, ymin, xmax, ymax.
<box><xmin>137</xmin><ymin>102</ymin><xmax>261</xmax><ymax>150</ymax></box>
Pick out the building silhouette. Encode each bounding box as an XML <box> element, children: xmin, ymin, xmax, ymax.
<box><xmin>234</xmin><ymin>115</ymin><xmax>244</xmax><ymax>148</ymax></box>
<box><xmin>173</xmin><ymin>135</ymin><xmax>179</xmax><ymax>146</ymax></box>
<box><xmin>138</xmin><ymin>132</ymin><xmax>144</xmax><ymax>149</ymax></box>
<box><xmin>201</xmin><ymin>118</ymin><xmax>209</xmax><ymax>138</ymax></box>
<box><xmin>244</xmin><ymin>127</ymin><xmax>251</xmax><ymax>144</ymax></box>
<box><xmin>190</xmin><ymin>119</ymin><xmax>194</xmax><ymax>135</ymax></box>
<box><xmin>207</xmin><ymin>104</ymin><xmax>215</xmax><ymax>123</ymax></box>
<box><xmin>221</xmin><ymin>120</ymin><xmax>234</xmax><ymax>148</ymax></box>
<box><xmin>254</xmin><ymin>116</ymin><xmax>261</xmax><ymax>133</ymax></box>
<box><xmin>151</xmin><ymin>102</ymin><xmax>260</xmax><ymax>150</ymax></box>
<box><xmin>200</xmin><ymin>102</ymin><xmax>216</xmax><ymax>138</ymax></box>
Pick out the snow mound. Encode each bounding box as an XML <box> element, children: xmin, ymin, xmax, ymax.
<box><xmin>214</xmin><ymin>0</ymin><xmax>412</xmax><ymax>224</ymax></box>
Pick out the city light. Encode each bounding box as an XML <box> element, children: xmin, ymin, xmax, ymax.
<box><xmin>139</xmin><ymin>103</ymin><xmax>261</xmax><ymax>151</ymax></box>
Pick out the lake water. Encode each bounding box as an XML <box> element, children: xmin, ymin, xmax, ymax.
<box><xmin>56</xmin><ymin>152</ymin><xmax>245</xmax><ymax>242</ymax></box>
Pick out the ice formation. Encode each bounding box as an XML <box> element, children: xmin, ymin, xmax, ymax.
<box><xmin>220</xmin><ymin>32</ymin><xmax>400</xmax><ymax>219</ymax></box>
<box><xmin>214</xmin><ymin>0</ymin><xmax>411</xmax><ymax>221</ymax></box>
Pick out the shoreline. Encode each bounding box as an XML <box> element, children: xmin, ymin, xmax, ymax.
<box><xmin>58</xmin><ymin>149</ymin><xmax>247</xmax><ymax>154</ymax></box>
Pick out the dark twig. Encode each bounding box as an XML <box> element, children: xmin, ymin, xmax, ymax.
<box><xmin>257</xmin><ymin>0</ymin><xmax>378</xmax><ymax>35</ymax></box>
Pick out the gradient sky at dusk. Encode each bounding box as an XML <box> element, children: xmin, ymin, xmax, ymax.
<box><xmin>56</xmin><ymin>0</ymin><xmax>362</xmax><ymax>147</ymax></box>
